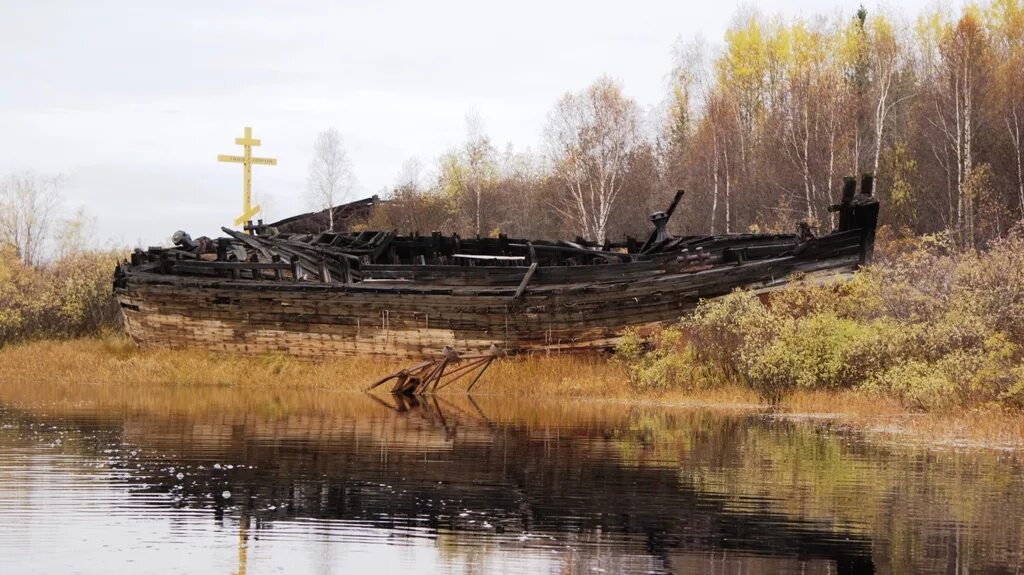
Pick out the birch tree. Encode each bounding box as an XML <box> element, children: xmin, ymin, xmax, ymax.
<box><xmin>462</xmin><ymin>115</ymin><xmax>499</xmax><ymax>236</ymax></box>
<box><xmin>989</xmin><ymin>0</ymin><xmax>1024</xmax><ymax>219</ymax></box>
<box><xmin>0</xmin><ymin>172</ymin><xmax>62</xmax><ymax>266</ymax></box>
<box><xmin>307</xmin><ymin>128</ymin><xmax>354</xmax><ymax>231</ymax></box>
<box><xmin>780</xmin><ymin>20</ymin><xmax>829</xmax><ymax>223</ymax></box>
<box><xmin>868</xmin><ymin>14</ymin><xmax>908</xmax><ymax>179</ymax></box>
<box><xmin>546</xmin><ymin>77</ymin><xmax>641</xmax><ymax>242</ymax></box>
<box><xmin>931</xmin><ymin>12</ymin><xmax>990</xmax><ymax>246</ymax></box>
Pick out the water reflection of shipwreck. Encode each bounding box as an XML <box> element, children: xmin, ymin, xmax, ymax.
<box><xmin>114</xmin><ymin>176</ymin><xmax>879</xmax><ymax>358</ymax></box>
<box><xmin>1</xmin><ymin>397</ymin><xmax>879</xmax><ymax>574</ymax></box>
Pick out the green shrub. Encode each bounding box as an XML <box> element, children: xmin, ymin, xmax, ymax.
<box><xmin>615</xmin><ymin>328</ymin><xmax>706</xmax><ymax>392</ymax></box>
<box><xmin>1001</xmin><ymin>367</ymin><xmax>1024</xmax><ymax>409</ymax></box>
<box><xmin>865</xmin><ymin>335</ymin><xmax>1021</xmax><ymax>410</ymax></box>
<box><xmin>0</xmin><ymin>245</ymin><xmax>122</xmax><ymax>346</ymax></box>
<box><xmin>744</xmin><ymin>314</ymin><xmax>886</xmax><ymax>400</ymax></box>
<box><xmin>617</xmin><ymin>231</ymin><xmax>1024</xmax><ymax>410</ymax></box>
<box><xmin>682</xmin><ymin>290</ymin><xmax>786</xmax><ymax>384</ymax></box>
<box><xmin>866</xmin><ymin>360</ymin><xmax>958</xmax><ymax>411</ymax></box>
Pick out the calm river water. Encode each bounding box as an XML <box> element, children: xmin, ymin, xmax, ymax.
<box><xmin>0</xmin><ymin>382</ymin><xmax>1022</xmax><ymax>574</ymax></box>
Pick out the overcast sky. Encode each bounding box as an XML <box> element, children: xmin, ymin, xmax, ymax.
<box><xmin>1</xmin><ymin>0</ymin><xmax>944</xmax><ymax>247</ymax></box>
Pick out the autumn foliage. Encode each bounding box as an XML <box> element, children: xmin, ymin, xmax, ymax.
<box><xmin>617</xmin><ymin>229</ymin><xmax>1024</xmax><ymax>410</ymax></box>
<box><xmin>0</xmin><ymin>245</ymin><xmax>122</xmax><ymax>346</ymax></box>
<box><xmin>367</xmin><ymin>2</ymin><xmax>1024</xmax><ymax>253</ymax></box>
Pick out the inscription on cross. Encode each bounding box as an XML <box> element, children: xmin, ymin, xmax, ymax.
<box><xmin>217</xmin><ymin>126</ymin><xmax>277</xmax><ymax>228</ymax></box>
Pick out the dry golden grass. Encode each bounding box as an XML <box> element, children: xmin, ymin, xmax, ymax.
<box><xmin>780</xmin><ymin>388</ymin><xmax>908</xmax><ymax>417</ymax></box>
<box><xmin>0</xmin><ymin>334</ymin><xmax>414</xmax><ymax>391</ymax></box>
<box><xmin>1</xmin><ymin>335</ymin><xmax>1022</xmax><ymax>449</ymax></box>
<box><xmin>0</xmin><ymin>335</ymin><xmax>762</xmax><ymax>404</ymax></box>
<box><xmin>778</xmin><ymin>388</ymin><xmax>1024</xmax><ymax>450</ymax></box>
<box><xmin>473</xmin><ymin>352</ymin><xmax>630</xmax><ymax>396</ymax></box>
<box><xmin>0</xmin><ymin>335</ymin><xmax>635</xmax><ymax>396</ymax></box>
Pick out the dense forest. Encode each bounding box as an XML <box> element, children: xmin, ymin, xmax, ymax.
<box><xmin>367</xmin><ymin>0</ymin><xmax>1024</xmax><ymax>248</ymax></box>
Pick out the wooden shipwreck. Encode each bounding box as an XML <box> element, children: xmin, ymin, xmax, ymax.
<box><xmin>114</xmin><ymin>176</ymin><xmax>879</xmax><ymax>358</ymax></box>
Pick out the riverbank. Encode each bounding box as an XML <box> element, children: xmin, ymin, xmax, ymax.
<box><xmin>2</xmin><ymin>335</ymin><xmax>1022</xmax><ymax>450</ymax></box>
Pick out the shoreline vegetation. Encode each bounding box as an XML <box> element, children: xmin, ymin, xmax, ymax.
<box><xmin>1</xmin><ymin>337</ymin><xmax>1022</xmax><ymax>452</ymax></box>
<box><xmin>2</xmin><ymin>230</ymin><xmax>1024</xmax><ymax>449</ymax></box>
<box><xmin>1</xmin><ymin>338</ymin><xmax>1022</xmax><ymax>451</ymax></box>
<box><xmin>618</xmin><ymin>231</ymin><xmax>1024</xmax><ymax>411</ymax></box>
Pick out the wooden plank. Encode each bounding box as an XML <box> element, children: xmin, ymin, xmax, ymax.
<box><xmin>453</xmin><ymin>254</ymin><xmax>526</xmax><ymax>261</ymax></box>
<box><xmin>512</xmin><ymin>262</ymin><xmax>539</xmax><ymax>301</ymax></box>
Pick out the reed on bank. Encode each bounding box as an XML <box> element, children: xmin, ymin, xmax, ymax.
<box><xmin>0</xmin><ymin>334</ymin><xmax>631</xmax><ymax>395</ymax></box>
<box><xmin>2</xmin><ymin>334</ymin><xmax>1023</xmax><ymax>448</ymax></box>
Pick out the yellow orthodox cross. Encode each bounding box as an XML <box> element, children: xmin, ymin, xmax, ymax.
<box><xmin>217</xmin><ymin>126</ymin><xmax>277</xmax><ymax>227</ymax></box>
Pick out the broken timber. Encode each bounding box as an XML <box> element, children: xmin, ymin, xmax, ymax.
<box><xmin>114</xmin><ymin>175</ymin><xmax>881</xmax><ymax>359</ymax></box>
<box><xmin>367</xmin><ymin>345</ymin><xmax>505</xmax><ymax>395</ymax></box>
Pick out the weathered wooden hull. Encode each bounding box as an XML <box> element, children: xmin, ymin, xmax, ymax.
<box><xmin>116</xmin><ymin>252</ymin><xmax>860</xmax><ymax>358</ymax></box>
<box><xmin>117</xmin><ymin>176</ymin><xmax>879</xmax><ymax>358</ymax></box>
